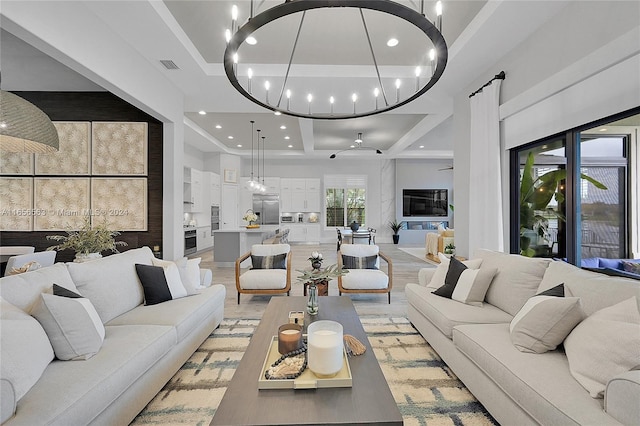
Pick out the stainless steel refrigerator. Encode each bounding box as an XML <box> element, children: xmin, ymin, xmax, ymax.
<box><xmin>252</xmin><ymin>194</ymin><xmax>280</xmax><ymax>225</ymax></box>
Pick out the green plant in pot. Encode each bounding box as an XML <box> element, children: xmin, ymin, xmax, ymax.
<box><xmin>519</xmin><ymin>152</ymin><xmax>607</xmax><ymax>257</ymax></box>
<box><xmin>444</xmin><ymin>243</ymin><xmax>456</xmax><ymax>255</ymax></box>
<box><xmin>47</xmin><ymin>217</ymin><xmax>127</xmax><ymax>262</ymax></box>
<box><xmin>388</xmin><ymin>220</ymin><xmax>402</xmax><ymax>244</ymax></box>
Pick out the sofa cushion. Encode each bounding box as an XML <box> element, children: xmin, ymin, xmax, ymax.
<box><xmin>453</xmin><ymin>323</ymin><xmax>617</xmax><ymax>425</ymax></box>
<box><xmin>426</xmin><ymin>254</ymin><xmax>482</xmax><ymax>290</ymax></box>
<box><xmin>564</xmin><ymin>297</ymin><xmax>640</xmax><ymax>398</ymax></box>
<box><xmin>0</xmin><ymin>263</ymin><xmax>78</xmax><ymax>314</ymax></box>
<box><xmin>0</xmin><ymin>300</ymin><xmax>54</xmax><ymax>422</ymax></box>
<box><xmin>67</xmin><ymin>247</ymin><xmax>153</xmax><ymax>323</ymax></box>
<box><xmin>239</xmin><ymin>269</ymin><xmax>288</xmax><ymax>290</ymax></box>
<box><xmin>10</xmin><ymin>324</ymin><xmax>176</xmax><ymax>426</ymax></box>
<box><xmin>621</xmin><ymin>260</ymin><xmax>640</xmax><ymax>274</ymax></box>
<box><xmin>405</xmin><ymin>283</ymin><xmax>512</xmax><ymax>339</ymax></box>
<box><xmin>135</xmin><ymin>264</ymin><xmax>188</xmax><ymax>305</ymax></box>
<box><xmin>341</xmin><ymin>269</ymin><xmax>389</xmax><ymax>290</ymax></box>
<box><xmin>509</xmin><ymin>293</ymin><xmax>583</xmax><ymax>354</ymax></box>
<box><xmin>31</xmin><ymin>285</ymin><xmax>105</xmax><ymax>360</ymax></box>
<box><xmin>537</xmin><ymin>260</ymin><xmax>640</xmax><ymax>316</ymax></box>
<box><xmin>476</xmin><ymin>249</ymin><xmax>550</xmax><ymax>316</ymax></box>
<box><xmin>598</xmin><ymin>258</ymin><xmax>622</xmax><ymax>269</ymax></box>
<box><xmin>107</xmin><ymin>284</ymin><xmax>226</xmax><ymax>343</ymax></box>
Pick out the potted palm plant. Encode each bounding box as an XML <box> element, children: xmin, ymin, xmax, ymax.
<box><xmin>388</xmin><ymin>220</ymin><xmax>402</xmax><ymax>244</ymax></box>
<box><xmin>47</xmin><ymin>217</ymin><xmax>127</xmax><ymax>262</ymax></box>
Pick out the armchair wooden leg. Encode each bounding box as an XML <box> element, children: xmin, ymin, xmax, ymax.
<box><xmin>237</xmin><ymin>293</ymin><xmax>240</xmax><ymax>304</ymax></box>
<box><xmin>388</xmin><ymin>292</ymin><xmax>391</xmax><ymax>304</ymax></box>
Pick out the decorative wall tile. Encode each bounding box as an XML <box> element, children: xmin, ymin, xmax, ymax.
<box><xmin>0</xmin><ymin>178</ymin><xmax>34</xmax><ymax>231</ymax></box>
<box><xmin>91</xmin><ymin>178</ymin><xmax>147</xmax><ymax>231</ymax></box>
<box><xmin>0</xmin><ymin>152</ymin><xmax>33</xmax><ymax>175</ymax></box>
<box><xmin>33</xmin><ymin>178</ymin><xmax>90</xmax><ymax>231</ymax></box>
<box><xmin>91</xmin><ymin>122</ymin><xmax>147</xmax><ymax>175</ymax></box>
<box><xmin>35</xmin><ymin>122</ymin><xmax>91</xmax><ymax>175</ymax></box>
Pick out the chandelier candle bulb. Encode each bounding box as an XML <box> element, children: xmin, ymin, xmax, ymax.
<box><xmin>395</xmin><ymin>79</ymin><xmax>401</xmax><ymax>102</ymax></box>
<box><xmin>436</xmin><ymin>1</ymin><xmax>443</xmax><ymax>32</ymax></box>
<box><xmin>264</xmin><ymin>81</ymin><xmax>270</xmax><ymax>103</ymax></box>
<box><xmin>247</xmin><ymin>68</ymin><xmax>253</xmax><ymax>93</ymax></box>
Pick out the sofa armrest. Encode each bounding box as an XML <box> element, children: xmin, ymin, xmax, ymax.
<box><xmin>418</xmin><ymin>268</ymin><xmax>436</xmax><ymax>286</ymax></box>
<box><xmin>200</xmin><ymin>268</ymin><xmax>212</xmax><ymax>288</ymax></box>
<box><xmin>605</xmin><ymin>370</ymin><xmax>640</xmax><ymax>425</ymax></box>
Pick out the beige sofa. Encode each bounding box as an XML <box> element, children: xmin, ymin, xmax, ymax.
<box><xmin>406</xmin><ymin>249</ymin><xmax>640</xmax><ymax>425</ymax></box>
<box><xmin>0</xmin><ymin>247</ymin><xmax>226</xmax><ymax>425</ymax></box>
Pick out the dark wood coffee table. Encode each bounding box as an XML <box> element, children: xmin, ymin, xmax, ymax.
<box><xmin>211</xmin><ymin>296</ymin><xmax>403</xmax><ymax>425</ymax></box>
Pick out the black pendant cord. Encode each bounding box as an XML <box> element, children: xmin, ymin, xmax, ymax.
<box><xmin>360</xmin><ymin>8</ymin><xmax>389</xmax><ymax>107</ymax></box>
<box><xmin>276</xmin><ymin>11</ymin><xmax>306</xmax><ymax>108</ymax></box>
<box><xmin>469</xmin><ymin>71</ymin><xmax>506</xmax><ymax>98</ymax></box>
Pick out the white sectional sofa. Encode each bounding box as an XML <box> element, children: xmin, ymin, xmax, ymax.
<box><xmin>0</xmin><ymin>247</ymin><xmax>226</xmax><ymax>425</ymax></box>
<box><xmin>406</xmin><ymin>249</ymin><xmax>640</xmax><ymax>426</ymax></box>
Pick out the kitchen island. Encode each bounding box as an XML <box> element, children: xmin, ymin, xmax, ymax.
<box><xmin>213</xmin><ymin>226</ymin><xmax>280</xmax><ymax>266</ymax></box>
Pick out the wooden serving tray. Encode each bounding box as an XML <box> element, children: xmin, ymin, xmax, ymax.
<box><xmin>258</xmin><ymin>336</ymin><xmax>352</xmax><ymax>390</ymax></box>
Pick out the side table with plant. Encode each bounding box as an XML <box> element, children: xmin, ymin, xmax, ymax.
<box><xmin>47</xmin><ymin>217</ymin><xmax>127</xmax><ymax>263</ymax></box>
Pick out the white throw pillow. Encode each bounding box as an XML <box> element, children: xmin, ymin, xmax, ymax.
<box><xmin>31</xmin><ymin>285</ymin><xmax>105</xmax><ymax>361</ymax></box>
<box><xmin>427</xmin><ymin>253</ymin><xmax>483</xmax><ymax>289</ymax></box>
<box><xmin>153</xmin><ymin>257</ymin><xmax>199</xmax><ymax>294</ymax></box>
<box><xmin>510</xmin><ymin>294</ymin><xmax>584</xmax><ymax>353</ymax></box>
<box><xmin>451</xmin><ymin>267</ymin><xmax>498</xmax><ymax>306</ymax></box>
<box><xmin>564</xmin><ymin>297</ymin><xmax>640</xmax><ymax>398</ymax></box>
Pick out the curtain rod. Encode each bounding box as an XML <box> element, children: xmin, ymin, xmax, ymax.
<box><xmin>469</xmin><ymin>71</ymin><xmax>506</xmax><ymax>98</ymax></box>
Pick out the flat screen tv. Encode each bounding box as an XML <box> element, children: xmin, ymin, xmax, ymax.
<box><xmin>403</xmin><ymin>189</ymin><xmax>448</xmax><ymax>217</ymax></box>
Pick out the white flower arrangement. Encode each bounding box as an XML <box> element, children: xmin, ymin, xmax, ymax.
<box><xmin>308</xmin><ymin>251</ymin><xmax>323</xmax><ymax>261</ymax></box>
<box><xmin>242</xmin><ymin>210</ymin><xmax>258</xmax><ymax>223</ymax></box>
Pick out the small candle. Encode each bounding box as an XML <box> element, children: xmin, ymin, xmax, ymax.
<box><xmin>278</xmin><ymin>324</ymin><xmax>302</xmax><ymax>355</ymax></box>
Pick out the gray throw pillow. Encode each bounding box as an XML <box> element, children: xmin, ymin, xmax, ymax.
<box><xmin>31</xmin><ymin>284</ymin><xmax>105</xmax><ymax>360</ymax></box>
<box><xmin>341</xmin><ymin>254</ymin><xmax>378</xmax><ymax>270</ymax></box>
<box><xmin>251</xmin><ymin>253</ymin><xmax>287</xmax><ymax>269</ymax></box>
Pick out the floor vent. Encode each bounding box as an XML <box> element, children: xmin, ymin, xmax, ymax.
<box><xmin>160</xmin><ymin>60</ymin><xmax>180</xmax><ymax>70</ymax></box>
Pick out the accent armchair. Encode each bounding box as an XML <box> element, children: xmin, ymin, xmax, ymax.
<box><xmin>337</xmin><ymin>243</ymin><xmax>392</xmax><ymax>303</ymax></box>
<box><xmin>4</xmin><ymin>251</ymin><xmax>57</xmax><ymax>276</ymax></box>
<box><xmin>235</xmin><ymin>244</ymin><xmax>292</xmax><ymax>304</ymax></box>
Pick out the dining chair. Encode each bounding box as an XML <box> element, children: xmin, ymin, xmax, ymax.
<box><xmin>336</xmin><ymin>228</ymin><xmax>343</xmax><ymax>251</ymax></box>
<box><xmin>351</xmin><ymin>229</ymin><xmax>372</xmax><ymax>245</ymax></box>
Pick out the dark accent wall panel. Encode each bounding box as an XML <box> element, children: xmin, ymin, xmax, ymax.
<box><xmin>0</xmin><ymin>92</ymin><xmax>163</xmax><ymax>262</ymax></box>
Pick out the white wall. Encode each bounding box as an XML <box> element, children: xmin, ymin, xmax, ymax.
<box><xmin>454</xmin><ymin>1</ymin><xmax>640</xmax><ymax>258</ymax></box>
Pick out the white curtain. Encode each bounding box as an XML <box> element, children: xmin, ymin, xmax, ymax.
<box><xmin>468</xmin><ymin>79</ymin><xmax>504</xmax><ymax>255</ymax></box>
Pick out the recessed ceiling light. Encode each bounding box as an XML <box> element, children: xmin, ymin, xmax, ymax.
<box><xmin>228</xmin><ymin>136</ymin><xmax>234</xmax><ymax>139</ymax></box>
<box><xmin>215</xmin><ymin>124</ymin><xmax>222</xmax><ymax>129</ymax></box>
<box><xmin>599</xmin><ymin>128</ymin><xmax>607</xmax><ymax>132</ymax></box>
<box><xmin>280</xmin><ymin>125</ymin><xmax>286</xmax><ymax>130</ymax></box>
<box><xmin>350</xmin><ymin>145</ymin><xmax>355</xmax><ymax>148</ymax></box>
<box><xmin>284</xmin><ymin>136</ymin><xmax>290</xmax><ymax>140</ymax></box>
<box><xmin>419</xmin><ymin>145</ymin><xmax>424</xmax><ymax>148</ymax></box>
<box><xmin>246</xmin><ymin>36</ymin><xmax>257</xmax><ymax>45</ymax></box>
<box><xmin>274</xmin><ymin>111</ymin><xmax>282</xmax><ymax>116</ymax></box>
<box><xmin>387</xmin><ymin>38</ymin><xmax>398</xmax><ymax>47</ymax></box>
<box><xmin>288</xmin><ymin>144</ymin><xmax>293</xmax><ymax>148</ymax></box>
<box><xmin>237</xmin><ymin>144</ymin><xmax>242</xmax><ymax>147</ymax></box>
<box><xmin>198</xmin><ymin>110</ymin><xmax>206</xmax><ymax>115</ymax></box>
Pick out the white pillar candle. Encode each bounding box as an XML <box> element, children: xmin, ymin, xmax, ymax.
<box><xmin>308</xmin><ymin>320</ymin><xmax>343</xmax><ymax>378</ymax></box>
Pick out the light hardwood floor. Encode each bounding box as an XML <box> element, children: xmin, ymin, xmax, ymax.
<box><xmin>194</xmin><ymin>243</ymin><xmax>434</xmax><ymax>319</ymax></box>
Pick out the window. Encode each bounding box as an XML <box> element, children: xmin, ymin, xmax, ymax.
<box><xmin>324</xmin><ymin>175</ymin><xmax>367</xmax><ymax>227</ymax></box>
<box><xmin>510</xmin><ymin>108</ymin><xmax>638</xmax><ymax>265</ymax></box>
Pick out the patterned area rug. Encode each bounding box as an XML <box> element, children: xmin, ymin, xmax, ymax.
<box><xmin>131</xmin><ymin>317</ymin><xmax>497</xmax><ymax>426</ymax></box>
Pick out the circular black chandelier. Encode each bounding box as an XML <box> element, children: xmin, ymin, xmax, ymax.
<box><xmin>223</xmin><ymin>0</ymin><xmax>448</xmax><ymax>120</ymax></box>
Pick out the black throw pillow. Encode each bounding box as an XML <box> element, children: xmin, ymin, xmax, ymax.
<box><xmin>135</xmin><ymin>264</ymin><xmax>172</xmax><ymax>305</ymax></box>
<box><xmin>251</xmin><ymin>253</ymin><xmax>287</xmax><ymax>269</ymax></box>
<box><xmin>53</xmin><ymin>283</ymin><xmax>83</xmax><ymax>298</ymax></box>
<box><xmin>341</xmin><ymin>254</ymin><xmax>378</xmax><ymax>270</ymax></box>
<box><xmin>536</xmin><ymin>283</ymin><xmax>565</xmax><ymax>297</ymax></box>
<box><xmin>433</xmin><ymin>256</ymin><xmax>468</xmax><ymax>299</ymax></box>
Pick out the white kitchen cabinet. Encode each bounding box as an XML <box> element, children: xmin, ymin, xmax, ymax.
<box><xmin>210</xmin><ymin>172</ymin><xmax>221</xmax><ymax>206</ymax></box>
<box><xmin>281</xmin><ymin>178</ymin><xmax>320</xmax><ymax>212</ymax></box>
<box><xmin>196</xmin><ymin>226</ymin><xmax>213</xmax><ymax>250</ymax></box>
<box><xmin>287</xmin><ymin>223</ymin><xmax>320</xmax><ymax>243</ymax></box>
<box><xmin>184</xmin><ymin>167</ymin><xmax>203</xmax><ymax>212</ymax></box>
<box><xmin>264</xmin><ymin>177</ymin><xmax>280</xmax><ymax>194</ymax></box>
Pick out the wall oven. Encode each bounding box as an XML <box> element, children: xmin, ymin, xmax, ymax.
<box><xmin>184</xmin><ymin>227</ymin><xmax>197</xmax><ymax>255</ymax></box>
